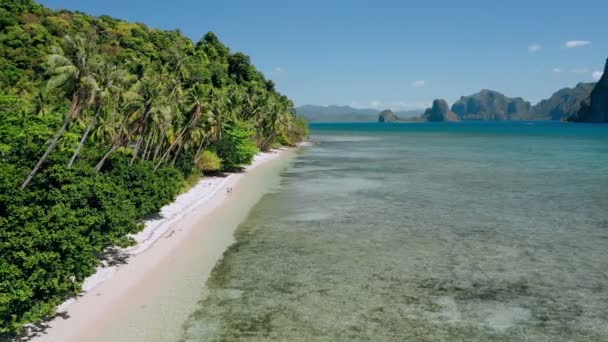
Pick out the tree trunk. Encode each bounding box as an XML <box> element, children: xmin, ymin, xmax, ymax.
<box><xmin>93</xmin><ymin>114</ymin><xmax>130</xmax><ymax>173</ymax></box>
<box><xmin>129</xmin><ymin>107</ymin><xmax>152</xmax><ymax>165</ymax></box>
<box><xmin>95</xmin><ymin>143</ymin><xmax>119</xmax><ymax>172</ymax></box>
<box><xmin>21</xmin><ymin>116</ymin><xmax>72</xmax><ymax>189</ymax></box>
<box><xmin>153</xmin><ymin>128</ymin><xmax>167</xmax><ymax>163</ymax></box>
<box><xmin>193</xmin><ymin>137</ymin><xmax>206</xmax><ymax>163</ymax></box>
<box><xmin>143</xmin><ymin>129</ymin><xmax>156</xmax><ymax>161</ymax></box>
<box><xmin>171</xmin><ymin>142</ymin><xmax>183</xmax><ymax>166</ymax></box>
<box><xmin>130</xmin><ymin>133</ymin><xmax>144</xmax><ymax>165</ymax></box>
<box><xmin>153</xmin><ymin>114</ymin><xmax>196</xmax><ymax>171</ymax></box>
<box><xmin>21</xmin><ymin>97</ymin><xmax>81</xmax><ymax>189</ymax></box>
<box><xmin>153</xmin><ymin>134</ymin><xmax>182</xmax><ymax>171</ymax></box>
<box><xmin>67</xmin><ymin>107</ymin><xmax>101</xmax><ymax>169</ymax></box>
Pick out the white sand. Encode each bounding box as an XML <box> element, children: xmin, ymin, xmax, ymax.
<box><xmin>30</xmin><ymin>147</ymin><xmax>297</xmax><ymax>342</ymax></box>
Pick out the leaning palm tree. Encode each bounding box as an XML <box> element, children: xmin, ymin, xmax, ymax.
<box><xmin>67</xmin><ymin>64</ymin><xmax>128</xmax><ymax>168</ymax></box>
<box><xmin>151</xmin><ymin>105</ymin><xmax>174</xmax><ymax>163</ymax></box>
<box><xmin>21</xmin><ymin>35</ymin><xmax>99</xmax><ymax>189</ymax></box>
<box><xmin>128</xmin><ymin>76</ymin><xmax>165</xmax><ymax>165</ymax></box>
<box><xmin>206</xmin><ymin>87</ymin><xmax>235</xmax><ymax>144</ymax></box>
<box><xmin>94</xmin><ymin>74</ymin><xmax>167</xmax><ymax>171</ymax></box>
<box><xmin>154</xmin><ymin>83</ymin><xmax>209</xmax><ymax>171</ymax></box>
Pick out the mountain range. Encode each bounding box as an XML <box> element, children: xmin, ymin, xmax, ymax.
<box><xmin>296</xmin><ymin>81</ymin><xmax>599</xmax><ymax>123</ymax></box>
<box><xmin>406</xmin><ymin>81</ymin><xmax>598</xmax><ymax>122</ymax></box>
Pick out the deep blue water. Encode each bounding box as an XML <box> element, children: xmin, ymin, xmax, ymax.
<box><xmin>311</xmin><ymin>121</ymin><xmax>608</xmax><ymax>138</ymax></box>
<box><xmin>181</xmin><ymin>122</ymin><xmax>608</xmax><ymax>341</ymax></box>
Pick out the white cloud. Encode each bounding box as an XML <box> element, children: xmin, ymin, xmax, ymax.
<box><xmin>411</xmin><ymin>80</ymin><xmax>426</xmax><ymax>88</ymax></box>
<box><xmin>552</xmin><ymin>68</ymin><xmax>562</xmax><ymax>73</ymax></box>
<box><xmin>565</xmin><ymin>40</ymin><xmax>591</xmax><ymax>48</ymax></box>
<box><xmin>592</xmin><ymin>70</ymin><xmax>604</xmax><ymax>80</ymax></box>
<box><xmin>528</xmin><ymin>44</ymin><xmax>542</xmax><ymax>53</ymax></box>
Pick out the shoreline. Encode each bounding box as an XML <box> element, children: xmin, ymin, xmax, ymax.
<box><xmin>29</xmin><ymin>146</ymin><xmax>300</xmax><ymax>342</ymax></box>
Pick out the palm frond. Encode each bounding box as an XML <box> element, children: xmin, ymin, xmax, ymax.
<box><xmin>47</xmin><ymin>54</ymin><xmax>73</xmax><ymax>68</ymax></box>
<box><xmin>51</xmin><ymin>65</ymin><xmax>79</xmax><ymax>78</ymax></box>
<box><xmin>46</xmin><ymin>73</ymin><xmax>75</xmax><ymax>92</ymax></box>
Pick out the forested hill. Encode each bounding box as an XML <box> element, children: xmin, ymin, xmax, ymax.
<box><xmin>0</xmin><ymin>0</ymin><xmax>307</xmax><ymax>335</ymax></box>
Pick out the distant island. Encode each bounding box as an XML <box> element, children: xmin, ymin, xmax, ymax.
<box><xmin>296</xmin><ymin>64</ymin><xmax>607</xmax><ymax>124</ymax></box>
<box><xmin>450</xmin><ymin>90</ymin><xmax>531</xmax><ymax>120</ymax></box>
<box><xmin>421</xmin><ymin>99</ymin><xmax>459</xmax><ymax>122</ymax></box>
<box><xmin>377</xmin><ymin>73</ymin><xmax>604</xmax><ymax>122</ymax></box>
<box><xmin>378</xmin><ymin>109</ymin><xmax>401</xmax><ymax>122</ymax></box>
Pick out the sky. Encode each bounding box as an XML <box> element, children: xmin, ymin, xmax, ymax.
<box><xmin>38</xmin><ymin>0</ymin><xmax>608</xmax><ymax>110</ymax></box>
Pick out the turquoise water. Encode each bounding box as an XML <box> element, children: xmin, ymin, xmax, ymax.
<box><xmin>181</xmin><ymin>122</ymin><xmax>608</xmax><ymax>341</ymax></box>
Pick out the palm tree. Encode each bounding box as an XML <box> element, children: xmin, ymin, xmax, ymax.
<box><xmin>94</xmin><ymin>83</ymin><xmax>148</xmax><ymax>172</ymax></box>
<box><xmin>151</xmin><ymin>105</ymin><xmax>174</xmax><ymax>162</ymax></box>
<box><xmin>206</xmin><ymin>87</ymin><xmax>235</xmax><ymax>144</ymax></box>
<box><xmin>67</xmin><ymin>64</ymin><xmax>128</xmax><ymax>168</ymax></box>
<box><xmin>190</xmin><ymin>123</ymin><xmax>208</xmax><ymax>164</ymax></box>
<box><xmin>167</xmin><ymin>47</ymin><xmax>190</xmax><ymax>83</ymax></box>
<box><xmin>128</xmin><ymin>76</ymin><xmax>165</xmax><ymax>165</ymax></box>
<box><xmin>21</xmin><ymin>35</ymin><xmax>99</xmax><ymax>189</ymax></box>
<box><xmin>154</xmin><ymin>83</ymin><xmax>209</xmax><ymax>171</ymax></box>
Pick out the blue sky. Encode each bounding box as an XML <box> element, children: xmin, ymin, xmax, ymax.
<box><xmin>39</xmin><ymin>0</ymin><xmax>607</xmax><ymax>110</ymax></box>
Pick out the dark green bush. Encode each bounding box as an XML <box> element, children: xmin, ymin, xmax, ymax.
<box><xmin>215</xmin><ymin>121</ymin><xmax>258</xmax><ymax>171</ymax></box>
<box><xmin>0</xmin><ymin>109</ymin><xmax>184</xmax><ymax>333</ymax></box>
<box><xmin>0</xmin><ymin>153</ymin><xmax>186</xmax><ymax>333</ymax></box>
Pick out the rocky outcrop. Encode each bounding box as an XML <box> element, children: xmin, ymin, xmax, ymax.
<box><xmin>451</xmin><ymin>89</ymin><xmax>531</xmax><ymax>120</ymax></box>
<box><xmin>378</xmin><ymin>109</ymin><xmax>400</xmax><ymax>122</ymax></box>
<box><xmin>421</xmin><ymin>99</ymin><xmax>459</xmax><ymax>122</ymax></box>
<box><xmin>531</xmin><ymin>82</ymin><xmax>595</xmax><ymax>120</ymax></box>
<box><xmin>567</xmin><ymin>58</ymin><xmax>608</xmax><ymax>123</ymax></box>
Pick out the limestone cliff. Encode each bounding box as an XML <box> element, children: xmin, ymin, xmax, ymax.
<box><xmin>451</xmin><ymin>89</ymin><xmax>531</xmax><ymax>120</ymax></box>
<box><xmin>567</xmin><ymin>58</ymin><xmax>608</xmax><ymax>123</ymax></box>
<box><xmin>421</xmin><ymin>99</ymin><xmax>460</xmax><ymax>122</ymax></box>
<box><xmin>378</xmin><ymin>109</ymin><xmax>400</xmax><ymax>122</ymax></box>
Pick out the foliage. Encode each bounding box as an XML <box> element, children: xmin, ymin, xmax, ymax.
<box><xmin>0</xmin><ymin>0</ymin><xmax>308</xmax><ymax>335</ymax></box>
<box><xmin>0</xmin><ymin>155</ymin><xmax>182</xmax><ymax>334</ymax></box>
<box><xmin>215</xmin><ymin>121</ymin><xmax>258</xmax><ymax>171</ymax></box>
<box><xmin>196</xmin><ymin>150</ymin><xmax>222</xmax><ymax>173</ymax></box>
<box><xmin>289</xmin><ymin>116</ymin><xmax>310</xmax><ymax>144</ymax></box>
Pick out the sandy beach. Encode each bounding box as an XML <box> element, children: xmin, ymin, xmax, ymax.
<box><xmin>29</xmin><ymin>147</ymin><xmax>298</xmax><ymax>342</ymax></box>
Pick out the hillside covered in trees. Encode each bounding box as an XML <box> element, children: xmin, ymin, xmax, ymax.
<box><xmin>0</xmin><ymin>0</ymin><xmax>307</xmax><ymax>334</ymax></box>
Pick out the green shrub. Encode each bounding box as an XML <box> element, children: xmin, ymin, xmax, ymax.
<box><xmin>277</xmin><ymin>132</ymin><xmax>292</xmax><ymax>146</ymax></box>
<box><xmin>196</xmin><ymin>150</ymin><xmax>222</xmax><ymax>173</ymax></box>
<box><xmin>287</xmin><ymin>116</ymin><xmax>309</xmax><ymax>144</ymax></box>
<box><xmin>215</xmin><ymin>121</ymin><xmax>258</xmax><ymax>171</ymax></box>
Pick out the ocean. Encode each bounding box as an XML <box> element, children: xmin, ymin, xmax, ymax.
<box><xmin>181</xmin><ymin>122</ymin><xmax>608</xmax><ymax>341</ymax></box>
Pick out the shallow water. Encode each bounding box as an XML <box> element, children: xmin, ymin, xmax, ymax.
<box><xmin>181</xmin><ymin>122</ymin><xmax>608</xmax><ymax>341</ymax></box>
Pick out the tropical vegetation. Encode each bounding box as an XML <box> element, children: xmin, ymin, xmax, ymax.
<box><xmin>0</xmin><ymin>0</ymin><xmax>308</xmax><ymax>334</ymax></box>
